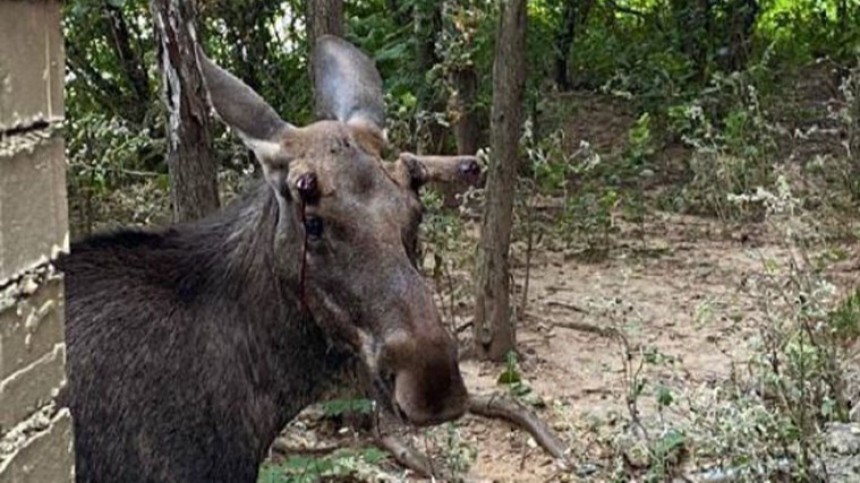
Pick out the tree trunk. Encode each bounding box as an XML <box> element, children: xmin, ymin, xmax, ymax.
<box><xmin>105</xmin><ymin>3</ymin><xmax>151</xmax><ymax>126</ymax></box>
<box><xmin>554</xmin><ymin>0</ymin><xmax>576</xmax><ymax>91</ymax></box>
<box><xmin>554</xmin><ymin>0</ymin><xmax>595</xmax><ymax>91</ymax></box>
<box><xmin>851</xmin><ymin>63</ymin><xmax>860</xmax><ymax>200</ymax></box>
<box><xmin>306</xmin><ymin>0</ymin><xmax>344</xmax><ymax>107</ymax></box>
<box><xmin>150</xmin><ymin>0</ymin><xmax>219</xmax><ymax>222</ymax></box>
<box><xmin>307</xmin><ymin>0</ymin><xmax>343</xmax><ymax>49</ymax></box>
<box><xmin>473</xmin><ymin>0</ymin><xmax>527</xmax><ymax>362</ymax></box>
<box><xmin>415</xmin><ymin>1</ymin><xmax>447</xmax><ymax>154</ymax></box>
<box><xmin>452</xmin><ymin>66</ymin><xmax>479</xmax><ymax>155</ymax></box>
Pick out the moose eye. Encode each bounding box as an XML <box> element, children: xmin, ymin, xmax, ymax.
<box><xmin>304</xmin><ymin>216</ymin><xmax>324</xmax><ymax>239</ymax></box>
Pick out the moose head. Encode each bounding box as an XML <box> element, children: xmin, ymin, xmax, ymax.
<box><xmin>197</xmin><ymin>36</ymin><xmax>476</xmax><ymax>426</ymax></box>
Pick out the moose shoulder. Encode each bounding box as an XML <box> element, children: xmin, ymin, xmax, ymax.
<box><xmin>59</xmin><ymin>36</ymin><xmax>479</xmax><ymax>483</ymax></box>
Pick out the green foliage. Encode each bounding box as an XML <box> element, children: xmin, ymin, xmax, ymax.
<box><xmin>496</xmin><ymin>350</ymin><xmax>522</xmax><ymax>385</ymax></box>
<box><xmin>258</xmin><ymin>447</ymin><xmax>388</xmax><ymax>482</ymax></box>
<box><xmin>605</xmin><ymin>180</ymin><xmax>855</xmax><ymax>481</ymax></box>
<box><xmin>828</xmin><ymin>288</ymin><xmax>860</xmax><ymax>342</ymax></box>
<box><xmin>319</xmin><ymin>398</ymin><xmax>375</xmax><ymax>418</ymax></box>
<box><xmin>496</xmin><ymin>351</ymin><xmax>544</xmax><ymax>407</ymax></box>
<box><xmin>625</xmin><ymin>112</ymin><xmax>655</xmax><ymax>168</ymax></box>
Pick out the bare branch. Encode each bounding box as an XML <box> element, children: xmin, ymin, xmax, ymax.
<box><xmin>468</xmin><ymin>394</ymin><xmax>572</xmax><ymax>469</ymax></box>
<box><xmin>270</xmin><ymin>438</ymin><xmax>352</xmax><ymax>455</ymax></box>
<box><xmin>553</xmin><ymin>320</ymin><xmax>620</xmax><ymax>339</ymax></box>
<box><xmin>605</xmin><ymin>0</ymin><xmax>648</xmax><ymax>19</ymax></box>
<box><xmin>546</xmin><ymin>300</ymin><xmax>591</xmax><ymax>315</ymax></box>
<box><xmin>375</xmin><ymin>434</ymin><xmax>435</xmax><ymax>478</ymax></box>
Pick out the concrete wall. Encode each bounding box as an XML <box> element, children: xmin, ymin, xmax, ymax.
<box><xmin>0</xmin><ymin>1</ymin><xmax>74</xmax><ymax>481</ymax></box>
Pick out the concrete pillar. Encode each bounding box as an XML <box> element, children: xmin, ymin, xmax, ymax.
<box><xmin>0</xmin><ymin>0</ymin><xmax>74</xmax><ymax>481</ymax></box>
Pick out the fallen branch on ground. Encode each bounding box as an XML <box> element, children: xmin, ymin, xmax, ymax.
<box><xmin>468</xmin><ymin>394</ymin><xmax>572</xmax><ymax>470</ymax></box>
<box><xmin>374</xmin><ymin>434</ymin><xmax>435</xmax><ymax>478</ymax></box>
<box><xmin>272</xmin><ymin>431</ymin><xmax>436</xmax><ymax>478</ymax></box>
<box><xmin>271</xmin><ymin>395</ymin><xmax>574</xmax><ymax>478</ymax></box>
<box><xmin>552</xmin><ymin>320</ymin><xmax>620</xmax><ymax>339</ymax></box>
<box><xmin>270</xmin><ymin>438</ymin><xmax>351</xmax><ymax>455</ymax></box>
<box><xmin>546</xmin><ymin>300</ymin><xmax>590</xmax><ymax>314</ymax></box>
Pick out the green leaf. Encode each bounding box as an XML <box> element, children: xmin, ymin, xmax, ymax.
<box><xmin>497</xmin><ymin>368</ymin><xmax>521</xmax><ymax>385</ymax></box>
<box><xmin>656</xmin><ymin>385</ymin><xmax>674</xmax><ymax>407</ymax></box>
<box><xmin>375</xmin><ymin>42</ymin><xmax>409</xmax><ymax>62</ymax></box>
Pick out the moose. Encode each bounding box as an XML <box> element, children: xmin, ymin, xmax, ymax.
<box><xmin>59</xmin><ymin>36</ymin><xmax>479</xmax><ymax>482</ymax></box>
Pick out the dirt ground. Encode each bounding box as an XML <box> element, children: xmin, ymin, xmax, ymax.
<box><xmin>452</xmin><ymin>212</ymin><xmax>860</xmax><ymax>482</ymax></box>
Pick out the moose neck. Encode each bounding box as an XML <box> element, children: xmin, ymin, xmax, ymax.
<box><xmin>181</xmin><ymin>181</ymin><xmax>350</xmax><ymax>454</ymax></box>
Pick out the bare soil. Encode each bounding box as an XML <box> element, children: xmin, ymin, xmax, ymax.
<box><xmin>453</xmin><ymin>213</ymin><xmax>860</xmax><ymax>482</ymax></box>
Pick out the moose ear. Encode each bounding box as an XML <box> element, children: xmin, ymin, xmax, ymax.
<box><xmin>312</xmin><ymin>36</ymin><xmax>385</xmax><ymax>132</ymax></box>
<box><xmin>196</xmin><ymin>46</ymin><xmax>292</xmax><ymax>161</ymax></box>
<box><xmin>395</xmin><ymin>153</ymin><xmax>482</xmax><ymax>190</ymax></box>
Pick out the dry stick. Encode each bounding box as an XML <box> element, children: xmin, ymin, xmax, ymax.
<box><xmin>374</xmin><ymin>434</ymin><xmax>435</xmax><ymax>479</ymax></box>
<box><xmin>273</xmin><ymin>434</ymin><xmax>436</xmax><ymax>479</ymax></box>
<box><xmin>468</xmin><ymin>394</ymin><xmax>572</xmax><ymax>470</ymax></box>
<box><xmin>546</xmin><ymin>300</ymin><xmax>590</xmax><ymax>314</ymax></box>
<box><xmin>520</xmin><ymin>193</ymin><xmax>535</xmax><ymax>314</ymax></box>
<box><xmin>552</xmin><ymin>319</ymin><xmax>620</xmax><ymax>339</ymax></box>
<box><xmin>371</xmin><ymin>407</ymin><xmax>438</xmax><ymax>479</ymax></box>
<box><xmin>271</xmin><ymin>438</ymin><xmax>354</xmax><ymax>456</ymax></box>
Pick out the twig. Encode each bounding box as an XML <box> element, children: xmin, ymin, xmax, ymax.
<box><xmin>552</xmin><ymin>320</ymin><xmax>619</xmax><ymax>339</ymax></box>
<box><xmin>270</xmin><ymin>438</ymin><xmax>353</xmax><ymax>455</ymax></box>
<box><xmin>375</xmin><ymin>434</ymin><xmax>435</xmax><ymax>478</ymax></box>
<box><xmin>520</xmin><ymin>192</ymin><xmax>536</xmax><ymax>315</ymax></box>
<box><xmin>468</xmin><ymin>394</ymin><xmax>572</xmax><ymax>470</ymax></box>
<box><xmin>605</xmin><ymin>0</ymin><xmax>648</xmax><ymax>19</ymax></box>
<box><xmin>616</xmin><ymin>330</ymin><xmax>651</xmax><ymax>443</ymax></box>
<box><xmin>456</xmin><ymin>320</ymin><xmax>474</xmax><ymax>334</ymax></box>
<box><xmin>272</xmin><ymin>434</ymin><xmax>437</xmax><ymax>478</ymax></box>
<box><xmin>546</xmin><ymin>300</ymin><xmax>591</xmax><ymax>314</ymax></box>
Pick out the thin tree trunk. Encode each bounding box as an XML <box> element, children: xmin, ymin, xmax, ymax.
<box><xmin>445</xmin><ymin>61</ymin><xmax>479</xmax><ymax>209</ymax></box>
<box><xmin>415</xmin><ymin>1</ymin><xmax>447</xmax><ymax>154</ymax></box>
<box><xmin>851</xmin><ymin>63</ymin><xmax>860</xmax><ymax>199</ymax></box>
<box><xmin>307</xmin><ymin>0</ymin><xmax>343</xmax><ymax>49</ymax></box>
<box><xmin>105</xmin><ymin>3</ymin><xmax>151</xmax><ymax>126</ymax></box>
<box><xmin>554</xmin><ymin>0</ymin><xmax>576</xmax><ymax>91</ymax></box>
<box><xmin>554</xmin><ymin>0</ymin><xmax>595</xmax><ymax>91</ymax></box>
<box><xmin>473</xmin><ymin>0</ymin><xmax>527</xmax><ymax>362</ymax></box>
<box><xmin>306</xmin><ymin>0</ymin><xmax>344</xmax><ymax>111</ymax></box>
<box><xmin>453</xmin><ymin>66</ymin><xmax>479</xmax><ymax>155</ymax></box>
<box><xmin>150</xmin><ymin>0</ymin><xmax>219</xmax><ymax>222</ymax></box>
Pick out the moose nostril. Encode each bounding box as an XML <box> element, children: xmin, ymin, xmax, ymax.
<box><xmin>296</xmin><ymin>172</ymin><xmax>319</xmax><ymax>202</ymax></box>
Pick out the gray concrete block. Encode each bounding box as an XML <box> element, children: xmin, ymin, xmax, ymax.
<box><xmin>0</xmin><ymin>276</ymin><xmax>65</xmax><ymax>381</ymax></box>
<box><xmin>0</xmin><ymin>409</ymin><xmax>73</xmax><ymax>483</ymax></box>
<box><xmin>0</xmin><ymin>134</ymin><xmax>68</xmax><ymax>282</ymax></box>
<box><xmin>0</xmin><ymin>0</ymin><xmax>64</xmax><ymax>130</ymax></box>
<box><xmin>0</xmin><ymin>345</ymin><xmax>66</xmax><ymax>434</ymax></box>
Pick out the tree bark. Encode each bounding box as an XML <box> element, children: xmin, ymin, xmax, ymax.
<box><xmin>105</xmin><ymin>3</ymin><xmax>151</xmax><ymax>126</ymax></box>
<box><xmin>452</xmin><ymin>66</ymin><xmax>479</xmax><ymax>155</ymax></box>
<box><xmin>415</xmin><ymin>1</ymin><xmax>447</xmax><ymax>154</ymax></box>
<box><xmin>150</xmin><ymin>0</ymin><xmax>219</xmax><ymax>222</ymax></box>
<box><xmin>554</xmin><ymin>0</ymin><xmax>595</xmax><ymax>91</ymax></box>
<box><xmin>554</xmin><ymin>0</ymin><xmax>576</xmax><ymax>91</ymax></box>
<box><xmin>306</xmin><ymin>0</ymin><xmax>343</xmax><ymax>49</ymax></box>
<box><xmin>306</xmin><ymin>0</ymin><xmax>344</xmax><ymax>104</ymax></box>
<box><xmin>473</xmin><ymin>0</ymin><xmax>527</xmax><ymax>361</ymax></box>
